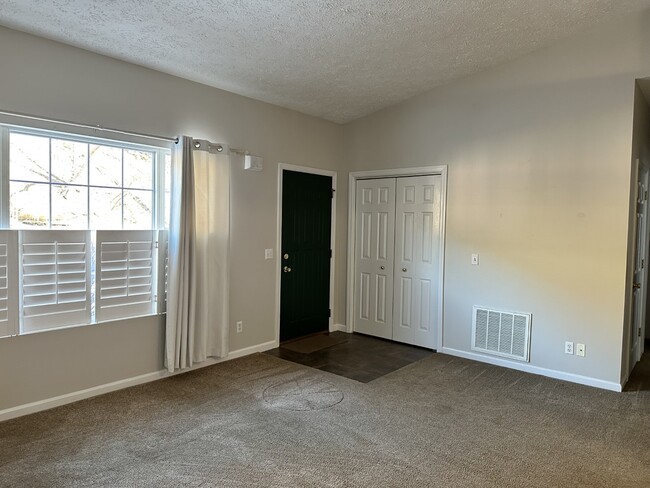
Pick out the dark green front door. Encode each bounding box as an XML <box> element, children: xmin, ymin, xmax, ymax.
<box><xmin>280</xmin><ymin>170</ymin><xmax>332</xmax><ymax>342</ymax></box>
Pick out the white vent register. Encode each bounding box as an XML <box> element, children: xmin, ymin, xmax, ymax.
<box><xmin>472</xmin><ymin>306</ymin><xmax>531</xmax><ymax>362</ymax></box>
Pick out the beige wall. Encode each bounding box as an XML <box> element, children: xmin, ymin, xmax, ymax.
<box><xmin>0</xmin><ymin>26</ymin><xmax>344</xmax><ymax>411</ymax></box>
<box><xmin>343</xmin><ymin>11</ymin><xmax>650</xmax><ymax>386</ymax></box>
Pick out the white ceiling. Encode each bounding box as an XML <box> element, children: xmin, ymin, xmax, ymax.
<box><xmin>1</xmin><ymin>1</ymin><xmax>649</xmax><ymax>124</ymax></box>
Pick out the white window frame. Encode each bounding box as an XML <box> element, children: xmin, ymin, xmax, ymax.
<box><xmin>0</xmin><ymin>119</ymin><xmax>171</xmax><ymax>337</ymax></box>
<box><xmin>2</xmin><ymin>125</ymin><xmax>169</xmax><ymax>230</ymax></box>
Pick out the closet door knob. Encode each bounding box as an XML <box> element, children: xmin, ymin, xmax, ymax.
<box><xmin>402</xmin><ymin>267</ymin><xmax>407</xmax><ymax>272</ymax></box>
<box><xmin>380</xmin><ymin>266</ymin><xmax>385</xmax><ymax>270</ymax></box>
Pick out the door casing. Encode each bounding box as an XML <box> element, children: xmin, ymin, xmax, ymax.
<box><xmin>625</xmin><ymin>158</ymin><xmax>649</xmax><ymax>383</ymax></box>
<box><xmin>276</xmin><ymin>164</ymin><xmax>337</xmax><ymax>346</ymax></box>
<box><xmin>346</xmin><ymin>166</ymin><xmax>448</xmax><ymax>348</ymax></box>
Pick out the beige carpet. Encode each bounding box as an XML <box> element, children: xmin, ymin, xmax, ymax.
<box><xmin>1</xmin><ymin>351</ymin><xmax>649</xmax><ymax>487</ymax></box>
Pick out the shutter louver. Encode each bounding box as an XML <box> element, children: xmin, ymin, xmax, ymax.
<box><xmin>0</xmin><ymin>231</ymin><xmax>18</xmax><ymax>338</ymax></box>
<box><xmin>21</xmin><ymin>230</ymin><xmax>91</xmax><ymax>332</ymax></box>
<box><xmin>96</xmin><ymin>230</ymin><xmax>155</xmax><ymax>321</ymax></box>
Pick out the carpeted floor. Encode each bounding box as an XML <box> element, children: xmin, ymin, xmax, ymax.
<box><xmin>1</xmin><ymin>351</ymin><xmax>649</xmax><ymax>487</ymax></box>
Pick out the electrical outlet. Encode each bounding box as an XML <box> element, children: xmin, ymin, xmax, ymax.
<box><xmin>565</xmin><ymin>341</ymin><xmax>574</xmax><ymax>355</ymax></box>
<box><xmin>236</xmin><ymin>321</ymin><xmax>243</xmax><ymax>333</ymax></box>
<box><xmin>576</xmin><ymin>343</ymin><xmax>585</xmax><ymax>357</ymax></box>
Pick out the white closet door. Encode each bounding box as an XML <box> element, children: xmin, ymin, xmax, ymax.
<box><xmin>393</xmin><ymin>175</ymin><xmax>442</xmax><ymax>348</ymax></box>
<box><xmin>354</xmin><ymin>178</ymin><xmax>396</xmax><ymax>339</ymax></box>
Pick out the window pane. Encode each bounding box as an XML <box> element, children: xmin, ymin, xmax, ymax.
<box><xmin>10</xmin><ymin>133</ymin><xmax>50</xmax><ymax>182</ymax></box>
<box><xmin>10</xmin><ymin>182</ymin><xmax>50</xmax><ymax>227</ymax></box>
<box><xmin>124</xmin><ymin>150</ymin><xmax>153</xmax><ymax>189</ymax></box>
<box><xmin>89</xmin><ymin>145</ymin><xmax>122</xmax><ymax>187</ymax></box>
<box><xmin>89</xmin><ymin>188</ymin><xmax>122</xmax><ymax>229</ymax></box>
<box><xmin>52</xmin><ymin>185</ymin><xmax>88</xmax><ymax>228</ymax></box>
<box><xmin>123</xmin><ymin>190</ymin><xmax>153</xmax><ymax>229</ymax></box>
<box><xmin>51</xmin><ymin>139</ymin><xmax>88</xmax><ymax>185</ymax></box>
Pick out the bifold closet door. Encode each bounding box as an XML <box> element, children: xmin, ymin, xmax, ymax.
<box><xmin>354</xmin><ymin>178</ymin><xmax>396</xmax><ymax>339</ymax></box>
<box><xmin>392</xmin><ymin>175</ymin><xmax>442</xmax><ymax>349</ymax></box>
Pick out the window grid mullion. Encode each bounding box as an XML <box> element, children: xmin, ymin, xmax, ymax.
<box><xmin>48</xmin><ymin>137</ymin><xmax>52</xmax><ymax>228</ymax></box>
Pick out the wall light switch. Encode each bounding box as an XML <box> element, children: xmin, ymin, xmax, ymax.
<box><xmin>471</xmin><ymin>254</ymin><xmax>479</xmax><ymax>265</ymax></box>
<box><xmin>265</xmin><ymin>248</ymin><xmax>273</xmax><ymax>260</ymax></box>
<box><xmin>576</xmin><ymin>343</ymin><xmax>585</xmax><ymax>357</ymax></box>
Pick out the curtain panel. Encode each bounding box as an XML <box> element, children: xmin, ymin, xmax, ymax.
<box><xmin>166</xmin><ymin>136</ymin><xmax>230</xmax><ymax>372</ymax></box>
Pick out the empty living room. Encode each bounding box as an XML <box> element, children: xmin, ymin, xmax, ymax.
<box><xmin>1</xmin><ymin>1</ymin><xmax>649</xmax><ymax>487</ymax></box>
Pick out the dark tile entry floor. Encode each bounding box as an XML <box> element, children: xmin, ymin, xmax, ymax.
<box><xmin>264</xmin><ymin>331</ymin><xmax>434</xmax><ymax>383</ymax></box>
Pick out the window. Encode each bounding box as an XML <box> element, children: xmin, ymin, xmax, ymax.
<box><xmin>7</xmin><ymin>129</ymin><xmax>168</xmax><ymax>229</ymax></box>
<box><xmin>0</xmin><ymin>124</ymin><xmax>171</xmax><ymax>337</ymax></box>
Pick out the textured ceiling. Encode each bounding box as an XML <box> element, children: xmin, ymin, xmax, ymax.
<box><xmin>1</xmin><ymin>1</ymin><xmax>649</xmax><ymax>123</ymax></box>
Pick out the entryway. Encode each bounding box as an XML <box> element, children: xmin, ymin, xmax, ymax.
<box><xmin>265</xmin><ymin>331</ymin><xmax>434</xmax><ymax>382</ymax></box>
<box><xmin>277</xmin><ymin>166</ymin><xmax>336</xmax><ymax>343</ymax></box>
<box><xmin>347</xmin><ymin>167</ymin><xmax>447</xmax><ymax>350</ymax></box>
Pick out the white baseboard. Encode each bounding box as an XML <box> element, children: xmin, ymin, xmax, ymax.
<box><xmin>441</xmin><ymin>347</ymin><xmax>622</xmax><ymax>392</ymax></box>
<box><xmin>331</xmin><ymin>323</ymin><xmax>348</xmax><ymax>332</ymax></box>
<box><xmin>0</xmin><ymin>339</ymin><xmax>278</xmax><ymax>423</ymax></box>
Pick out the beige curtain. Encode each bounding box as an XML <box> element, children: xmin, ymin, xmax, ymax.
<box><xmin>166</xmin><ymin>136</ymin><xmax>230</xmax><ymax>372</ymax></box>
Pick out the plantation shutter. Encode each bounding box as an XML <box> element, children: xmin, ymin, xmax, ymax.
<box><xmin>21</xmin><ymin>230</ymin><xmax>91</xmax><ymax>332</ymax></box>
<box><xmin>0</xmin><ymin>231</ymin><xmax>18</xmax><ymax>338</ymax></box>
<box><xmin>156</xmin><ymin>230</ymin><xmax>168</xmax><ymax>314</ymax></box>
<box><xmin>96</xmin><ymin>230</ymin><xmax>155</xmax><ymax>322</ymax></box>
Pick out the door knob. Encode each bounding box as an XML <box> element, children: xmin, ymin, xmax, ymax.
<box><xmin>402</xmin><ymin>268</ymin><xmax>407</xmax><ymax>272</ymax></box>
<box><xmin>380</xmin><ymin>266</ymin><xmax>385</xmax><ymax>270</ymax></box>
<box><xmin>283</xmin><ymin>266</ymin><xmax>292</xmax><ymax>273</ymax></box>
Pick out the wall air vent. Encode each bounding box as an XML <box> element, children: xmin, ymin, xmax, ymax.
<box><xmin>472</xmin><ymin>306</ymin><xmax>531</xmax><ymax>362</ymax></box>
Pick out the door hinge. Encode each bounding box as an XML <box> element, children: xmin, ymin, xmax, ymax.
<box><xmin>330</xmin><ymin>188</ymin><xmax>335</xmax><ymax>198</ymax></box>
<box><xmin>643</xmin><ymin>259</ymin><xmax>645</xmax><ymax>269</ymax></box>
<box><xmin>328</xmin><ymin>309</ymin><xmax>331</xmax><ymax>318</ymax></box>
<box><xmin>640</xmin><ymin>328</ymin><xmax>642</xmax><ymax>337</ymax></box>
<box><xmin>330</xmin><ymin>249</ymin><xmax>333</xmax><ymax>258</ymax></box>
<box><xmin>155</xmin><ymin>240</ymin><xmax>159</xmax><ymax>249</ymax></box>
<box><xmin>645</xmin><ymin>190</ymin><xmax>648</xmax><ymax>201</ymax></box>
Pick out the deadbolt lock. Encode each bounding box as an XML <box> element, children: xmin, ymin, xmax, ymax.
<box><xmin>283</xmin><ymin>253</ymin><xmax>289</xmax><ymax>260</ymax></box>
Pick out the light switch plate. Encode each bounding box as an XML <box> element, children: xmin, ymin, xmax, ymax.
<box><xmin>576</xmin><ymin>343</ymin><xmax>585</xmax><ymax>357</ymax></box>
<box><xmin>264</xmin><ymin>248</ymin><xmax>273</xmax><ymax>260</ymax></box>
<box><xmin>471</xmin><ymin>254</ymin><xmax>479</xmax><ymax>265</ymax></box>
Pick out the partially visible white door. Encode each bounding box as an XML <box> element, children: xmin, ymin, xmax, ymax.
<box><xmin>354</xmin><ymin>178</ymin><xmax>396</xmax><ymax>339</ymax></box>
<box><xmin>393</xmin><ymin>175</ymin><xmax>442</xmax><ymax>349</ymax></box>
<box><xmin>631</xmin><ymin>163</ymin><xmax>648</xmax><ymax>368</ymax></box>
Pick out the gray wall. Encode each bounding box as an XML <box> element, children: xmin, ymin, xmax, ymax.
<box><xmin>0</xmin><ymin>26</ymin><xmax>344</xmax><ymax>411</ymax></box>
<box><xmin>343</xmin><ymin>11</ymin><xmax>650</xmax><ymax>385</ymax></box>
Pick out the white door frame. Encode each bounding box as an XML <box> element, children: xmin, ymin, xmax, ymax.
<box><xmin>346</xmin><ymin>165</ymin><xmax>448</xmax><ymax>349</ymax></box>
<box><xmin>275</xmin><ymin>164</ymin><xmax>337</xmax><ymax>345</ymax></box>
<box><xmin>628</xmin><ymin>159</ymin><xmax>649</xmax><ymax>376</ymax></box>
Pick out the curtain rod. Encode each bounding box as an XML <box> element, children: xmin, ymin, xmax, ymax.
<box><xmin>0</xmin><ymin>109</ymin><xmax>179</xmax><ymax>144</ymax></box>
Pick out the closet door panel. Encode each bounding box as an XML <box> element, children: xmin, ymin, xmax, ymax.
<box><xmin>354</xmin><ymin>178</ymin><xmax>396</xmax><ymax>339</ymax></box>
<box><xmin>393</xmin><ymin>175</ymin><xmax>442</xmax><ymax>348</ymax></box>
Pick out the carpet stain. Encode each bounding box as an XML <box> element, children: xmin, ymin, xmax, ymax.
<box><xmin>263</xmin><ymin>375</ymin><xmax>344</xmax><ymax>411</ymax></box>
